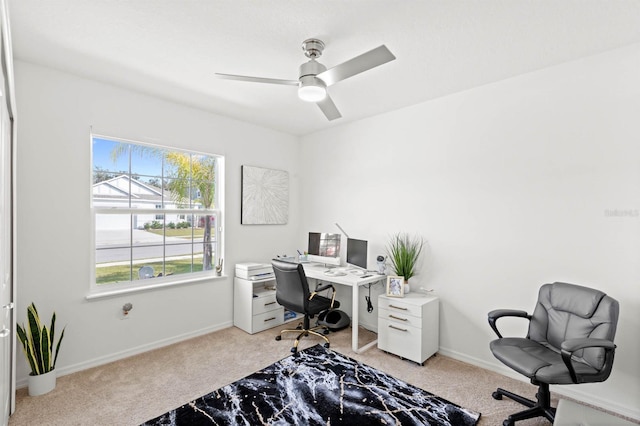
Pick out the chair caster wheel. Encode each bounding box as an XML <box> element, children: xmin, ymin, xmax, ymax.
<box><xmin>275</xmin><ymin>336</ymin><xmax>282</xmax><ymax>341</ymax></box>
<box><xmin>324</xmin><ymin>343</ymin><xmax>330</xmax><ymax>349</ymax></box>
<box><xmin>492</xmin><ymin>391</ymin><xmax>502</xmax><ymax>400</ymax></box>
<box><xmin>290</xmin><ymin>347</ymin><xmax>297</xmax><ymax>354</ymax></box>
<box><xmin>502</xmin><ymin>419</ymin><xmax>514</xmax><ymax>426</ymax></box>
<box><xmin>323</xmin><ymin>329</ymin><xmax>330</xmax><ymax>335</ymax></box>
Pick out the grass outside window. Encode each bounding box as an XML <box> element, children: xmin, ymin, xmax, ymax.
<box><xmin>96</xmin><ymin>258</ymin><xmax>204</xmax><ymax>284</ymax></box>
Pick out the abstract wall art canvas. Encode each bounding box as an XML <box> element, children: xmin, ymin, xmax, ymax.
<box><xmin>241</xmin><ymin>165</ymin><xmax>289</xmax><ymax>225</ymax></box>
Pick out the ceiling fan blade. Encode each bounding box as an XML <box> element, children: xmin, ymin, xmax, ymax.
<box><xmin>317</xmin><ymin>94</ymin><xmax>342</xmax><ymax>121</ymax></box>
<box><xmin>316</xmin><ymin>45</ymin><xmax>396</xmax><ymax>87</ymax></box>
<box><xmin>215</xmin><ymin>73</ymin><xmax>299</xmax><ymax>86</ymax></box>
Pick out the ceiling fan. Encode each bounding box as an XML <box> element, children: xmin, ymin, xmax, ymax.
<box><xmin>215</xmin><ymin>38</ymin><xmax>396</xmax><ymax>121</ymax></box>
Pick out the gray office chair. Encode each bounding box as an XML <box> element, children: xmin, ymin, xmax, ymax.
<box><xmin>271</xmin><ymin>259</ymin><xmax>340</xmax><ymax>354</ymax></box>
<box><xmin>488</xmin><ymin>282</ymin><xmax>619</xmax><ymax>426</ymax></box>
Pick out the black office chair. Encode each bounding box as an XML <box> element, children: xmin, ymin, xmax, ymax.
<box><xmin>488</xmin><ymin>282</ymin><xmax>619</xmax><ymax>426</ymax></box>
<box><xmin>271</xmin><ymin>259</ymin><xmax>340</xmax><ymax>354</ymax></box>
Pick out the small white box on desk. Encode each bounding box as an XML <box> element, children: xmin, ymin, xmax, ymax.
<box><xmin>235</xmin><ymin>262</ymin><xmax>273</xmax><ymax>279</ymax></box>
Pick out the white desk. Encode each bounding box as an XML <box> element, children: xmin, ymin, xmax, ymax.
<box><xmin>302</xmin><ymin>263</ymin><xmax>385</xmax><ymax>353</ymax></box>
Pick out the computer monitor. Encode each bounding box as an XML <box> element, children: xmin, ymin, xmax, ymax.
<box><xmin>346</xmin><ymin>238</ymin><xmax>368</xmax><ymax>270</ymax></box>
<box><xmin>307</xmin><ymin>232</ymin><xmax>341</xmax><ymax>266</ymax></box>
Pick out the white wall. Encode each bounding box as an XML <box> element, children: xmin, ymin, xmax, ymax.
<box><xmin>300</xmin><ymin>43</ymin><xmax>640</xmax><ymax>419</ymax></box>
<box><xmin>14</xmin><ymin>61</ymin><xmax>300</xmax><ymax>380</ymax></box>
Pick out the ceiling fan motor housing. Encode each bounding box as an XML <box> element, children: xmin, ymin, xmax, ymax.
<box><xmin>298</xmin><ymin>60</ymin><xmax>327</xmax><ymax>102</ymax></box>
<box><xmin>299</xmin><ymin>59</ymin><xmax>327</xmax><ymax>80</ymax></box>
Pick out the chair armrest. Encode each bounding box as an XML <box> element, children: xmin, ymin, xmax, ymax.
<box><xmin>310</xmin><ymin>284</ymin><xmax>337</xmax><ymax>309</ymax></box>
<box><xmin>314</xmin><ymin>283</ymin><xmax>334</xmax><ymax>293</ymax></box>
<box><xmin>561</xmin><ymin>338</ymin><xmax>617</xmax><ymax>384</ymax></box>
<box><xmin>561</xmin><ymin>338</ymin><xmax>616</xmax><ymax>352</ymax></box>
<box><xmin>487</xmin><ymin>309</ymin><xmax>531</xmax><ymax>339</ymax></box>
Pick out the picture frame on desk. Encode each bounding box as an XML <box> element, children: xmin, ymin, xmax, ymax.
<box><xmin>386</xmin><ymin>276</ymin><xmax>404</xmax><ymax>297</ymax></box>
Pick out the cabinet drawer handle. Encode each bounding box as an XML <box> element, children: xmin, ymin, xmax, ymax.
<box><xmin>388</xmin><ymin>314</ymin><xmax>408</xmax><ymax>321</ymax></box>
<box><xmin>389</xmin><ymin>324</ymin><xmax>408</xmax><ymax>332</ymax></box>
<box><xmin>263</xmin><ymin>317</ymin><xmax>276</xmax><ymax>322</ymax></box>
<box><xmin>264</xmin><ymin>301</ymin><xmax>276</xmax><ymax>306</ymax></box>
<box><xmin>389</xmin><ymin>304</ymin><xmax>408</xmax><ymax>311</ymax></box>
<box><xmin>0</xmin><ymin>328</ymin><xmax>10</xmax><ymax>338</ymax></box>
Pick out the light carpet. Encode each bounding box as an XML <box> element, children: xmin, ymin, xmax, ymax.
<box><xmin>10</xmin><ymin>322</ymin><xmax>615</xmax><ymax>426</ymax></box>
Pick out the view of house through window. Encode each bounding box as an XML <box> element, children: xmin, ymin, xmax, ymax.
<box><xmin>92</xmin><ymin>135</ymin><xmax>221</xmax><ymax>286</ymax></box>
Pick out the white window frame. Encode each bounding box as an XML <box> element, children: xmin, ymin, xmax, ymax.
<box><xmin>88</xmin><ymin>133</ymin><xmax>224</xmax><ymax>299</ymax></box>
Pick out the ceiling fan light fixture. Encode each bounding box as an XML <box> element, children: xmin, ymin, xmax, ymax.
<box><xmin>298</xmin><ymin>84</ymin><xmax>326</xmax><ymax>102</ymax></box>
<box><xmin>298</xmin><ymin>76</ymin><xmax>326</xmax><ymax>102</ymax></box>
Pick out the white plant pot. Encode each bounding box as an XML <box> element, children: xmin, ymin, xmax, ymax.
<box><xmin>404</xmin><ymin>276</ymin><xmax>419</xmax><ymax>294</ymax></box>
<box><xmin>28</xmin><ymin>369</ymin><xmax>56</xmax><ymax>396</ymax></box>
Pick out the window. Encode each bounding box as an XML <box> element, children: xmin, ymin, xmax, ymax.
<box><xmin>91</xmin><ymin>134</ymin><xmax>222</xmax><ymax>292</ymax></box>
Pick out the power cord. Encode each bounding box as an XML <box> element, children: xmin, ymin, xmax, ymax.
<box><xmin>365</xmin><ymin>284</ymin><xmax>373</xmax><ymax>313</ymax></box>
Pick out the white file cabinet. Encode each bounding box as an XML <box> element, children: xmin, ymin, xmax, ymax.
<box><xmin>377</xmin><ymin>293</ymin><xmax>439</xmax><ymax>365</ymax></box>
<box><xmin>233</xmin><ymin>276</ymin><xmax>284</xmax><ymax>334</ymax></box>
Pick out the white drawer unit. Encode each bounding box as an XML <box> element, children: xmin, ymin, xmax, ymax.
<box><xmin>377</xmin><ymin>293</ymin><xmax>439</xmax><ymax>365</ymax></box>
<box><xmin>233</xmin><ymin>276</ymin><xmax>284</xmax><ymax>334</ymax></box>
<box><xmin>253</xmin><ymin>292</ymin><xmax>279</xmax><ymax>315</ymax></box>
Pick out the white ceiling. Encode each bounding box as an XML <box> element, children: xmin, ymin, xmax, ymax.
<box><xmin>9</xmin><ymin>0</ymin><xmax>640</xmax><ymax>136</ymax></box>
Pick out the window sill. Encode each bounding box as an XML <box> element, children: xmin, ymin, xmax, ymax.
<box><xmin>86</xmin><ymin>273</ymin><xmax>227</xmax><ymax>301</ymax></box>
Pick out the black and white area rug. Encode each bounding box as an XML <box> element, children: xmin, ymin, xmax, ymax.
<box><xmin>142</xmin><ymin>344</ymin><xmax>481</xmax><ymax>425</ymax></box>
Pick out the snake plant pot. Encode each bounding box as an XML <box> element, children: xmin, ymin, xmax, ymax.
<box><xmin>28</xmin><ymin>369</ymin><xmax>56</xmax><ymax>396</ymax></box>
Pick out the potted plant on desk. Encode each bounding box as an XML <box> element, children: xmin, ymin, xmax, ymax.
<box><xmin>387</xmin><ymin>233</ymin><xmax>424</xmax><ymax>294</ymax></box>
<box><xmin>16</xmin><ymin>302</ymin><xmax>66</xmax><ymax>396</ymax></box>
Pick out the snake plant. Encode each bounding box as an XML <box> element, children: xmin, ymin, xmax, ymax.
<box><xmin>16</xmin><ymin>303</ymin><xmax>65</xmax><ymax>376</ymax></box>
<box><xmin>387</xmin><ymin>233</ymin><xmax>424</xmax><ymax>281</ymax></box>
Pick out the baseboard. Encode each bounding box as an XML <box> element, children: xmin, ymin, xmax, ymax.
<box><xmin>359</xmin><ymin>320</ymin><xmax>377</xmax><ymax>333</ymax></box>
<box><xmin>16</xmin><ymin>321</ymin><xmax>233</xmax><ymax>389</ymax></box>
<box><xmin>438</xmin><ymin>346</ymin><xmax>640</xmax><ymax>422</ymax></box>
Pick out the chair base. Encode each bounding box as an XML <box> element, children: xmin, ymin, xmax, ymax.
<box><xmin>492</xmin><ymin>382</ymin><xmax>556</xmax><ymax>426</ymax></box>
<box><xmin>276</xmin><ymin>324</ymin><xmax>330</xmax><ymax>353</ymax></box>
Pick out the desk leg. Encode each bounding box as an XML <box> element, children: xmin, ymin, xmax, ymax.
<box><xmin>350</xmin><ymin>283</ymin><xmax>379</xmax><ymax>353</ymax></box>
<box><xmin>352</xmin><ymin>283</ymin><xmax>359</xmax><ymax>352</ymax></box>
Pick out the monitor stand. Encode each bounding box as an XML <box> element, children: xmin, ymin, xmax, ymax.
<box><xmin>306</xmin><ymin>261</ymin><xmax>338</xmax><ymax>270</ymax></box>
<box><xmin>346</xmin><ymin>265</ymin><xmax>366</xmax><ymax>275</ymax></box>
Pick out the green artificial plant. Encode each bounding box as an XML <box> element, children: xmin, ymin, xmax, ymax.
<box><xmin>16</xmin><ymin>303</ymin><xmax>65</xmax><ymax>376</ymax></box>
<box><xmin>387</xmin><ymin>233</ymin><xmax>424</xmax><ymax>282</ymax></box>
